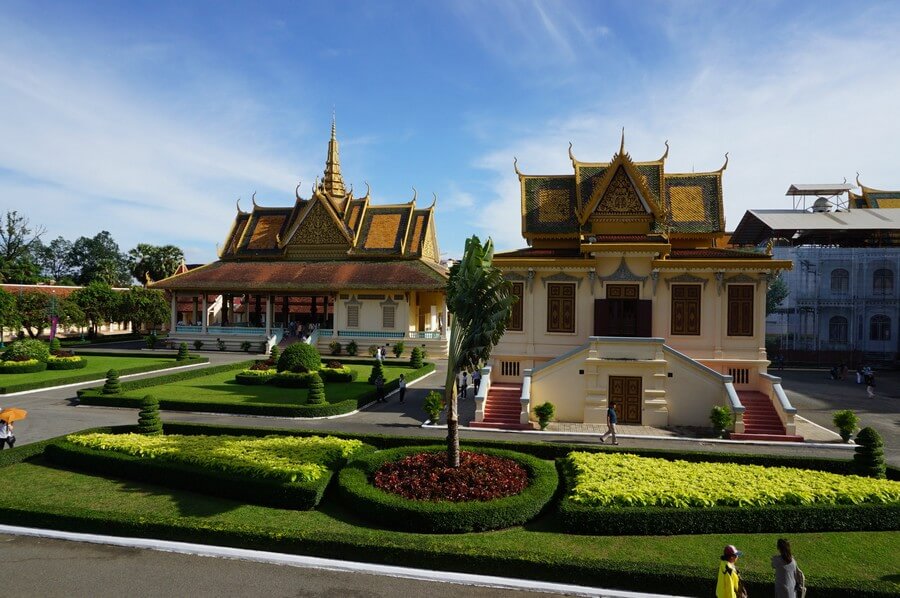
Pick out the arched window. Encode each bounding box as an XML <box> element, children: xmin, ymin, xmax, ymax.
<box><xmin>830</xmin><ymin>268</ymin><xmax>849</xmax><ymax>293</ymax></box>
<box><xmin>828</xmin><ymin>316</ymin><xmax>848</xmax><ymax>343</ymax></box>
<box><xmin>870</xmin><ymin>315</ymin><xmax>891</xmax><ymax>341</ymax></box>
<box><xmin>873</xmin><ymin>268</ymin><xmax>893</xmax><ymax>294</ymax></box>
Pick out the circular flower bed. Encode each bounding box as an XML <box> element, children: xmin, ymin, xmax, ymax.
<box><xmin>374</xmin><ymin>451</ymin><xmax>529</xmax><ymax>501</ymax></box>
<box><xmin>337</xmin><ymin>445</ymin><xmax>558</xmax><ymax>533</ymax></box>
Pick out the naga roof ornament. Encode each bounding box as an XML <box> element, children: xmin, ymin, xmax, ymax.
<box><xmin>236</xmin><ymin>197</ymin><xmax>247</xmax><ymax>214</ymax></box>
<box><xmin>513</xmin><ymin>157</ymin><xmax>522</xmax><ymax>176</ymax></box>
<box><xmin>251</xmin><ymin>191</ymin><xmax>259</xmax><ymax>208</ymax></box>
<box><xmin>659</xmin><ymin>140</ymin><xmax>669</xmax><ymax>162</ymax></box>
<box><xmin>410</xmin><ymin>186</ymin><xmax>417</xmax><ymax>204</ymax></box>
<box><xmin>719</xmin><ymin>152</ymin><xmax>729</xmax><ymax>172</ymax></box>
<box><xmin>295</xmin><ymin>182</ymin><xmax>303</xmax><ymax>201</ymax></box>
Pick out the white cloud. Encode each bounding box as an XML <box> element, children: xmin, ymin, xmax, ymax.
<box><xmin>470</xmin><ymin>11</ymin><xmax>900</xmax><ymax>250</ymax></box>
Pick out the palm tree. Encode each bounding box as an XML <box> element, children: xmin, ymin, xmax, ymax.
<box><xmin>445</xmin><ymin>236</ymin><xmax>515</xmax><ymax>467</ymax></box>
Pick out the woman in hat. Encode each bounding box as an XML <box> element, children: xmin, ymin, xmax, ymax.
<box><xmin>716</xmin><ymin>544</ymin><xmax>744</xmax><ymax>598</ymax></box>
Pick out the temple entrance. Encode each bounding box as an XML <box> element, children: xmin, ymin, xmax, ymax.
<box><xmin>609</xmin><ymin>375</ymin><xmax>642</xmax><ymax>424</ymax></box>
<box><xmin>593</xmin><ymin>284</ymin><xmax>652</xmax><ymax>337</ymax></box>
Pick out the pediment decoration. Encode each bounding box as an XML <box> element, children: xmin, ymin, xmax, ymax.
<box><xmin>599</xmin><ymin>256</ymin><xmax>648</xmax><ymax>284</ymax></box>
<box><xmin>724</xmin><ymin>273</ymin><xmax>762</xmax><ymax>286</ymax></box>
<box><xmin>285</xmin><ymin>199</ymin><xmax>352</xmax><ymax>247</ymax></box>
<box><xmin>540</xmin><ymin>271</ymin><xmax>582</xmax><ymax>289</ymax></box>
<box><xmin>344</xmin><ymin>295</ymin><xmax>361</xmax><ymax>306</ymax></box>
<box><xmin>664</xmin><ymin>272</ymin><xmax>709</xmax><ymax>290</ymax></box>
<box><xmin>379</xmin><ymin>296</ymin><xmax>398</xmax><ymax>307</ymax></box>
<box><xmin>579</xmin><ymin>150</ymin><xmax>661</xmax><ymax>224</ymax></box>
<box><xmin>503</xmin><ymin>272</ymin><xmax>528</xmax><ymax>282</ymax></box>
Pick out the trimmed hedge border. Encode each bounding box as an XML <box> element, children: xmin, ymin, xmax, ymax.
<box><xmin>556</xmin><ymin>460</ymin><xmax>900</xmax><ymax>536</ymax></box>
<box><xmin>234</xmin><ymin>371</ymin><xmax>276</xmax><ymax>385</ymax></box>
<box><xmin>78</xmin><ymin>362</ymin><xmax>435</xmax><ymax>418</ymax></box>
<box><xmin>0</xmin><ymin>360</ymin><xmax>47</xmax><ymax>374</ymax></box>
<box><xmin>43</xmin><ymin>437</ymin><xmax>350</xmax><ymax>510</ymax></box>
<box><xmin>47</xmin><ymin>357</ymin><xmax>88</xmax><ymax>370</ymax></box>
<box><xmin>0</xmin><ymin>354</ymin><xmax>207</xmax><ymax>394</ymax></box>
<box><xmin>337</xmin><ymin>445</ymin><xmax>558</xmax><ymax>533</ymax></box>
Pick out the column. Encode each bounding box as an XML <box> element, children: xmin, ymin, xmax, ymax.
<box><xmin>332</xmin><ymin>294</ymin><xmax>341</xmax><ymax>337</ymax></box>
<box><xmin>201</xmin><ymin>293</ymin><xmax>209</xmax><ymax>334</ymax></box>
<box><xmin>282</xmin><ymin>296</ymin><xmax>289</xmax><ymax>329</ymax></box>
<box><xmin>222</xmin><ymin>294</ymin><xmax>230</xmax><ymax>326</ymax></box>
<box><xmin>430</xmin><ymin>304</ymin><xmax>438</xmax><ymax>332</ymax></box>
<box><xmin>192</xmin><ymin>297</ymin><xmax>198</xmax><ymax>326</ymax></box>
<box><xmin>265</xmin><ymin>294</ymin><xmax>273</xmax><ymax>337</ymax></box>
<box><xmin>255</xmin><ymin>295</ymin><xmax>262</xmax><ymax>327</ymax></box>
<box><xmin>442</xmin><ymin>299</ymin><xmax>449</xmax><ymax>339</ymax></box>
<box><xmin>170</xmin><ymin>294</ymin><xmax>177</xmax><ymax>331</ymax></box>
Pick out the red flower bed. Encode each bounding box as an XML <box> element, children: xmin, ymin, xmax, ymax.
<box><xmin>373</xmin><ymin>451</ymin><xmax>529</xmax><ymax>502</ymax></box>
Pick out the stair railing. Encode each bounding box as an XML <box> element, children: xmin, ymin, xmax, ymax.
<box><xmin>758</xmin><ymin>373</ymin><xmax>798</xmax><ymax>435</ymax></box>
<box><xmin>724</xmin><ymin>380</ymin><xmax>745</xmax><ymax>434</ymax></box>
<box><xmin>474</xmin><ymin>365</ymin><xmax>491</xmax><ymax>423</ymax></box>
<box><xmin>520</xmin><ymin>369</ymin><xmax>533</xmax><ymax>426</ymax></box>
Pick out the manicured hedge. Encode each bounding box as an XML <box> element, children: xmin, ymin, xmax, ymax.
<box><xmin>0</xmin><ymin>359</ymin><xmax>47</xmax><ymax>374</ymax></box>
<box><xmin>234</xmin><ymin>370</ymin><xmax>277</xmax><ymax>385</ymax></box>
<box><xmin>556</xmin><ymin>460</ymin><xmax>900</xmax><ymax>535</ymax></box>
<box><xmin>47</xmin><ymin>356</ymin><xmax>88</xmax><ymax>370</ymax></box>
<box><xmin>337</xmin><ymin>445</ymin><xmax>558</xmax><ymax>533</ymax></box>
<box><xmin>78</xmin><ymin>359</ymin><xmax>246</xmax><ymax>399</ymax></box>
<box><xmin>271</xmin><ymin>367</ymin><xmax>358</xmax><ymax>387</ymax></box>
<box><xmin>44</xmin><ymin>437</ymin><xmax>356</xmax><ymax>510</ymax></box>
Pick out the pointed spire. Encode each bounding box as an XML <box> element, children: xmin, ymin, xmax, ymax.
<box><xmin>322</xmin><ymin>113</ymin><xmax>347</xmax><ymax>200</ymax></box>
<box><xmin>619</xmin><ymin>127</ymin><xmax>625</xmax><ymax>155</ymax></box>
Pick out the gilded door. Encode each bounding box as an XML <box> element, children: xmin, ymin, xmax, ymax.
<box><xmin>609</xmin><ymin>376</ymin><xmax>642</xmax><ymax>424</ymax></box>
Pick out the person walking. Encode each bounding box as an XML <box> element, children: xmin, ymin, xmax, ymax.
<box><xmin>472</xmin><ymin>368</ymin><xmax>482</xmax><ymax>395</ymax></box>
<box><xmin>375</xmin><ymin>375</ymin><xmax>386</xmax><ymax>403</ymax></box>
<box><xmin>865</xmin><ymin>371</ymin><xmax>876</xmax><ymax>398</ymax></box>
<box><xmin>599</xmin><ymin>402</ymin><xmax>618</xmax><ymax>445</ymax></box>
<box><xmin>458</xmin><ymin>370</ymin><xmax>468</xmax><ymax>400</ymax></box>
<box><xmin>771</xmin><ymin>538</ymin><xmax>803</xmax><ymax>598</ymax></box>
<box><xmin>716</xmin><ymin>544</ymin><xmax>743</xmax><ymax>598</ymax></box>
<box><xmin>397</xmin><ymin>374</ymin><xmax>406</xmax><ymax>404</ymax></box>
<box><xmin>0</xmin><ymin>420</ymin><xmax>13</xmax><ymax>449</ymax></box>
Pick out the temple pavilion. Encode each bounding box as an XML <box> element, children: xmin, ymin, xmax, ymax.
<box><xmin>473</xmin><ymin>133</ymin><xmax>801</xmax><ymax>440</ymax></box>
<box><xmin>151</xmin><ymin>122</ymin><xmax>449</xmax><ymax>356</ymax></box>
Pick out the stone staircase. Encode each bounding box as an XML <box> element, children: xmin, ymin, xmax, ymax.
<box><xmin>469</xmin><ymin>383</ymin><xmax>533</xmax><ymax>430</ymax></box>
<box><xmin>730</xmin><ymin>391</ymin><xmax>804</xmax><ymax>442</ymax></box>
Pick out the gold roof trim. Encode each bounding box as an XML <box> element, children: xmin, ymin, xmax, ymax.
<box><xmin>578</xmin><ymin>148</ymin><xmax>661</xmax><ymax>224</ymax></box>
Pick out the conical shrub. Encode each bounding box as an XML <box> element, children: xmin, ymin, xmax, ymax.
<box><xmin>409</xmin><ymin>346</ymin><xmax>424</xmax><ymax>369</ymax></box>
<box><xmin>176</xmin><ymin>342</ymin><xmax>189</xmax><ymax>361</ymax></box>
<box><xmin>102</xmin><ymin>369</ymin><xmax>121</xmax><ymax>394</ymax></box>
<box><xmin>368</xmin><ymin>359</ymin><xmax>386</xmax><ymax>385</ymax></box>
<box><xmin>270</xmin><ymin>345</ymin><xmax>281</xmax><ymax>363</ymax></box>
<box><xmin>853</xmin><ymin>427</ymin><xmax>886</xmax><ymax>479</ymax></box>
<box><xmin>49</xmin><ymin>337</ymin><xmax>61</xmax><ymax>352</ymax></box>
<box><xmin>307</xmin><ymin>372</ymin><xmax>326</xmax><ymax>405</ymax></box>
<box><xmin>137</xmin><ymin>395</ymin><xmax>163</xmax><ymax>435</ymax></box>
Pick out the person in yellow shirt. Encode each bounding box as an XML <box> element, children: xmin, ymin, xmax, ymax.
<box><xmin>716</xmin><ymin>544</ymin><xmax>743</xmax><ymax>598</ymax></box>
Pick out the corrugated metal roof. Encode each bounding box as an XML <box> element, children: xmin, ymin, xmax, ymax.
<box><xmin>731</xmin><ymin>208</ymin><xmax>900</xmax><ymax>245</ymax></box>
<box><xmin>785</xmin><ymin>184</ymin><xmax>853</xmax><ymax>196</ymax></box>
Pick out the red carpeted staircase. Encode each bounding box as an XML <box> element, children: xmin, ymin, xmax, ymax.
<box><xmin>469</xmin><ymin>383</ymin><xmax>533</xmax><ymax>430</ymax></box>
<box><xmin>729</xmin><ymin>391</ymin><xmax>804</xmax><ymax>442</ymax></box>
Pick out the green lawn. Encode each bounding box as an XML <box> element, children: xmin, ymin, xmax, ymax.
<box><xmin>117</xmin><ymin>364</ymin><xmax>411</xmax><ymax>406</ymax></box>
<box><xmin>0</xmin><ymin>458</ymin><xmax>896</xmax><ymax>595</ymax></box>
<box><xmin>0</xmin><ymin>355</ymin><xmax>196</xmax><ymax>393</ymax></box>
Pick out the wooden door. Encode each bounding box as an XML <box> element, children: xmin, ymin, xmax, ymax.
<box><xmin>609</xmin><ymin>376</ymin><xmax>642</xmax><ymax>424</ymax></box>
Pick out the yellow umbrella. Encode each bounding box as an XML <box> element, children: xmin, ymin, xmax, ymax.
<box><xmin>0</xmin><ymin>408</ymin><xmax>27</xmax><ymax>423</ymax></box>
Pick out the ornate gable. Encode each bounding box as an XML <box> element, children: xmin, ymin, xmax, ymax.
<box><xmin>594</xmin><ymin>166</ymin><xmax>647</xmax><ymax>215</ymax></box>
<box><xmin>579</xmin><ymin>149</ymin><xmax>661</xmax><ymax>225</ymax></box>
<box><xmin>283</xmin><ymin>199</ymin><xmax>352</xmax><ymax>259</ymax></box>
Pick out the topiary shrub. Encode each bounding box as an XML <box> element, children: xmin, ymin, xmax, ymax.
<box><xmin>2</xmin><ymin>339</ymin><xmax>51</xmax><ymax>363</ymax></box>
<box><xmin>409</xmin><ymin>346</ymin><xmax>424</xmax><ymax>369</ymax></box>
<box><xmin>368</xmin><ymin>359</ymin><xmax>386</xmax><ymax>385</ymax></box>
<box><xmin>277</xmin><ymin>343</ymin><xmax>322</xmax><ymax>373</ymax></box>
<box><xmin>392</xmin><ymin>342</ymin><xmax>404</xmax><ymax>358</ymax></box>
<box><xmin>346</xmin><ymin>340</ymin><xmax>358</xmax><ymax>356</ymax></box>
<box><xmin>240</xmin><ymin>341</ymin><xmax>252</xmax><ymax>353</ymax></box>
<box><xmin>137</xmin><ymin>395</ymin><xmax>163</xmax><ymax>435</ymax></box>
<box><xmin>833</xmin><ymin>409</ymin><xmax>859</xmax><ymax>442</ymax></box>
<box><xmin>307</xmin><ymin>372</ymin><xmax>326</xmax><ymax>405</ymax></box>
<box><xmin>710</xmin><ymin>406</ymin><xmax>732</xmax><ymax>438</ymax></box>
<box><xmin>0</xmin><ymin>359</ymin><xmax>48</xmax><ymax>374</ymax></box>
<box><xmin>176</xmin><ymin>342</ymin><xmax>189</xmax><ymax>361</ymax></box>
<box><xmin>49</xmin><ymin>337</ymin><xmax>61</xmax><ymax>352</ymax></box>
<box><xmin>368</xmin><ymin>344</ymin><xmax>379</xmax><ymax>358</ymax></box>
<box><xmin>534</xmin><ymin>402</ymin><xmax>555</xmax><ymax>430</ymax></box>
<box><xmin>102</xmin><ymin>369</ymin><xmax>121</xmax><ymax>394</ymax></box>
<box><xmin>423</xmin><ymin>390</ymin><xmax>444</xmax><ymax>423</ymax></box>
<box><xmin>270</xmin><ymin>345</ymin><xmax>281</xmax><ymax>363</ymax></box>
<box><xmin>47</xmin><ymin>356</ymin><xmax>87</xmax><ymax>370</ymax></box>
<box><xmin>329</xmin><ymin>340</ymin><xmax>342</xmax><ymax>355</ymax></box>
<box><xmin>854</xmin><ymin>427</ymin><xmax>886</xmax><ymax>479</ymax></box>
<box><xmin>145</xmin><ymin>332</ymin><xmax>158</xmax><ymax>349</ymax></box>
<box><xmin>193</xmin><ymin>340</ymin><xmax>204</xmax><ymax>351</ymax></box>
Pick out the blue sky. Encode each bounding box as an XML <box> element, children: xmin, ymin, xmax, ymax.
<box><xmin>3</xmin><ymin>0</ymin><xmax>900</xmax><ymax>263</ymax></box>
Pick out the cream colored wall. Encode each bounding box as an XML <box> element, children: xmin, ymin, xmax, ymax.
<box><xmin>529</xmin><ymin>348</ymin><xmax>589</xmax><ymax>421</ymax></box>
<box><xmin>664</xmin><ymin>350</ymin><xmax>731</xmax><ymax>426</ymax></box>
<box><xmin>340</xmin><ymin>290</ymin><xmax>409</xmax><ymax>332</ymax></box>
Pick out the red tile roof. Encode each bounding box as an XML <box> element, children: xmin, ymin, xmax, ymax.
<box><xmin>152</xmin><ymin>260</ymin><xmax>447</xmax><ymax>292</ymax></box>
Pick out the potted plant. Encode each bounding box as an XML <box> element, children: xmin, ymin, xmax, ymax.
<box><xmin>833</xmin><ymin>409</ymin><xmax>859</xmax><ymax>442</ymax></box>
<box><xmin>709</xmin><ymin>405</ymin><xmax>732</xmax><ymax>438</ymax></box>
<box><xmin>534</xmin><ymin>401</ymin><xmax>555</xmax><ymax>430</ymax></box>
<box><xmin>422</xmin><ymin>391</ymin><xmax>444</xmax><ymax>424</ymax></box>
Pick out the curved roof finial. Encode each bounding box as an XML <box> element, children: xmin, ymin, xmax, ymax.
<box><xmin>295</xmin><ymin>181</ymin><xmax>302</xmax><ymax>201</ymax></box>
<box><xmin>513</xmin><ymin>157</ymin><xmax>522</xmax><ymax>176</ymax></box>
<box><xmin>236</xmin><ymin>197</ymin><xmax>245</xmax><ymax>214</ymax></box>
<box><xmin>251</xmin><ymin>191</ymin><xmax>259</xmax><ymax>208</ymax></box>
<box><xmin>856</xmin><ymin>171</ymin><xmax>862</xmax><ymax>188</ymax></box>
<box><xmin>619</xmin><ymin>127</ymin><xmax>625</xmax><ymax>155</ymax></box>
<box><xmin>660</xmin><ymin>140</ymin><xmax>669</xmax><ymax>162</ymax></box>
<box><xmin>568</xmin><ymin>141</ymin><xmax>576</xmax><ymax>163</ymax></box>
<box><xmin>364</xmin><ymin>180</ymin><xmax>371</xmax><ymax>198</ymax></box>
<box><xmin>431</xmin><ymin>192</ymin><xmax>437</xmax><ymax>208</ymax></box>
<box><xmin>411</xmin><ymin>186</ymin><xmax>417</xmax><ymax>204</ymax></box>
<box><xmin>719</xmin><ymin>152</ymin><xmax>729</xmax><ymax>172</ymax></box>
<box><xmin>842</xmin><ymin>176</ymin><xmax>847</xmax><ymax>185</ymax></box>
<box><xmin>348</xmin><ymin>183</ymin><xmax>353</xmax><ymax>196</ymax></box>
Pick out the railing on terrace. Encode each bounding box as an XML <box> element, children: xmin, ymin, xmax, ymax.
<box><xmin>174</xmin><ymin>325</ymin><xmax>282</xmax><ymax>338</ymax></box>
<box><xmin>320</xmin><ymin>329</ymin><xmax>444</xmax><ymax>340</ymax></box>
<box><xmin>337</xmin><ymin>330</ymin><xmax>407</xmax><ymax>339</ymax></box>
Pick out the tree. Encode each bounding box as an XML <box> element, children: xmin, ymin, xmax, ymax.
<box><xmin>444</xmin><ymin>236</ymin><xmax>514</xmax><ymax>466</ymax></box>
<box><xmin>121</xmin><ymin>286</ymin><xmax>168</xmax><ymax>332</ymax></box>
<box><xmin>127</xmin><ymin>243</ymin><xmax>184</xmax><ymax>285</ymax></box>
<box><xmin>0</xmin><ymin>211</ymin><xmax>46</xmax><ymax>283</ymax></box>
<box><xmin>0</xmin><ymin>288</ymin><xmax>20</xmax><ymax>337</ymax></box>
<box><xmin>15</xmin><ymin>291</ymin><xmax>52</xmax><ymax>338</ymax></box>
<box><xmin>69</xmin><ymin>231</ymin><xmax>131</xmax><ymax>286</ymax></box>
<box><xmin>766</xmin><ymin>273</ymin><xmax>789</xmax><ymax>316</ymax></box>
<box><xmin>70</xmin><ymin>282</ymin><xmax>121</xmax><ymax>337</ymax></box>
<box><xmin>36</xmin><ymin>236</ymin><xmax>74</xmax><ymax>282</ymax></box>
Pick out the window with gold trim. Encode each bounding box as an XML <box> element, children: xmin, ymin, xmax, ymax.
<box><xmin>547</xmin><ymin>283</ymin><xmax>576</xmax><ymax>333</ymax></box>
<box><xmin>671</xmin><ymin>284</ymin><xmax>701</xmax><ymax>335</ymax></box>
<box><xmin>508</xmin><ymin>282</ymin><xmax>524</xmax><ymax>331</ymax></box>
<box><xmin>727</xmin><ymin>285</ymin><xmax>753</xmax><ymax>336</ymax></box>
